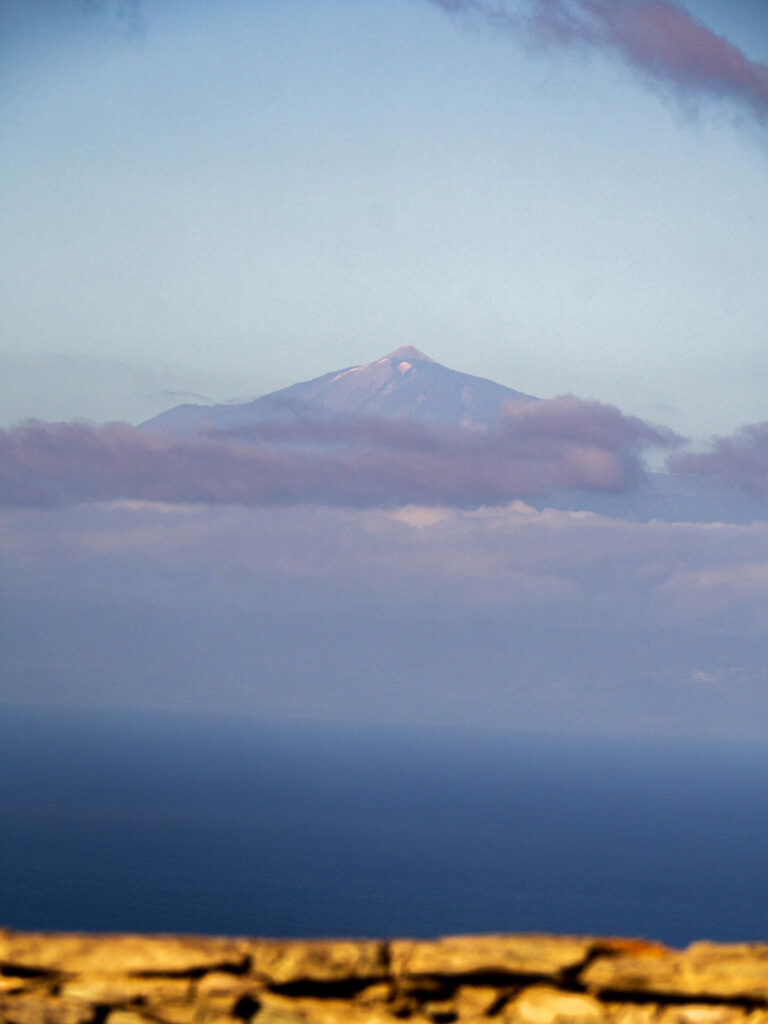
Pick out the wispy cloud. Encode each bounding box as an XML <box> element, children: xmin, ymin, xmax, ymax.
<box><xmin>0</xmin><ymin>398</ymin><xmax>676</xmax><ymax>509</ymax></box>
<box><xmin>2</xmin><ymin>0</ymin><xmax>145</xmax><ymax>44</ymax></box>
<box><xmin>669</xmin><ymin>421</ymin><xmax>768</xmax><ymax>494</ymax></box>
<box><xmin>160</xmin><ymin>390</ymin><xmax>215</xmax><ymax>404</ymax></box>
<box><xmin>431</xmin><ymin>0</ymin><xmax>768</xmax><ymax>121</ymax></box>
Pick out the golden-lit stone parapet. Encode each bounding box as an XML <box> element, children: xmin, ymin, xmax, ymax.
<box><xmin>389</xmin><ymin>933</ymin><xmax>594</xmax><ymax>978</ymax></box>
<box><xmin>1</xmin><ymin>929</ymin><xmax>768</xmax><ymax>1024</ymax></box>
<box><xmin>582</xmin><ymin>941</ymin><xmax>768</xmax><ymax>1002</ymax></box>
<box><xmin>0</xmin><ymin>931</ymin><xmax>247</xmax><ymax>976</ymax></box>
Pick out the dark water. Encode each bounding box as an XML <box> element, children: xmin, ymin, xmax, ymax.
<box><xmin>1</xmin><ymin>706</ymin><xmax>767</xmax><ymax>947</ymax></box>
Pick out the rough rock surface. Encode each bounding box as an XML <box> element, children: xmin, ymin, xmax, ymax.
<box><xmin>1</xmin><ymin>930</ymin><xmax>768</xmax><ymax>1024</ymax></box>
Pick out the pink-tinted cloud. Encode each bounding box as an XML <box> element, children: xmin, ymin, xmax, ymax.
<box><xmin>432</xmin><ymin>0</ymin><xmax>768</xmax><ymax>120</ymax></box>
<box><xmin>669</xmin><ymin>421</ymin><xmax>768</xmax><ymax>495</ymax></box>
<box><xmin>6</xmin><ymin>498</ymin><xmax>768</xmax><ymax>636</ymax></box>
<box><xmin>5</xmin><ymin>498</ymin><xmax>768</xmax><ymax>730</ymax></box>
<box><xmin>0</xmin><ymin>398</ymin><xmax>676</xmax><ymax>509</ymax></box>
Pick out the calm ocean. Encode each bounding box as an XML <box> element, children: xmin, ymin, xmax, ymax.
<box><xmin>1</xmin><ymin>705</ymin><xmax>767</xmax><ymax>948</ymax></box>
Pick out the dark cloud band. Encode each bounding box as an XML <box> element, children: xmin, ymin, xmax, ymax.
<box><xmin>0</xmin><ymin>397</ymin><xmax>677</xmax><ymax>509</ymax></box>
<box><xmin>669</xmin><ymin>421</ymin><xmax>768</xmax><ymax>495</ymax></box>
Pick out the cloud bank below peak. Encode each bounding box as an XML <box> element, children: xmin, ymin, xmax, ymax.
<box><xmin>0</xmin><ymin>396</ymin><xmax>677</xmax><ymax>510</ymax></box>
<box><xmin>670</xmin><ymin>421</ymin><xmax>768</xmax><ymax>494</ymax></box>
<box><xmin>431</xmin><ymin>0</ymin><xmax>768</xmax><ymax>122</ymax></box>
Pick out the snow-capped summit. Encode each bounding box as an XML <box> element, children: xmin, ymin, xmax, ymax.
<box><xmin>382</xmin><ymin>345</ymin><xmax>435</xmax><ymax>364</ymax></box>
<box><xmin>142</xmin><ymin>348</ymin><xmax>536</xmax><ymax>435</ymax></box>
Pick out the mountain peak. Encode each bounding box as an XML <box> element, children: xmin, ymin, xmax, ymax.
<box><xmin>143</xmin><ymin>346</ymin><xmax>537</xmax><ymax>434</ymax></box>
<box><xmin>383</xmin><ymin>346</ymin><xmax>435</xmax><ymax>364</ymax></box>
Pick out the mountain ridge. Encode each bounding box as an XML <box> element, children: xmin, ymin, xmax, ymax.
<box><xmin>141</xmin><ymin>347</ymin><xmax>537</xmax><ymax>435</ymax></box>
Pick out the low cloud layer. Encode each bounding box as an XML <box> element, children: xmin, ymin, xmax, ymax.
<box><xmin>0</xmin><ymin>397</ymin><xmax>676</xmax><ymax>509</ymax></box>
<box><xmin>432</xmin><ymin>0</ymin><xmax>768</xmax><ymax>121</ymax></box>
<box><xmin>4</xmin><ymin>498</ymin><xmax>768</xmax><ymax>732</ymax></box>
<box><xmin>669</xmin><ymin>421</ymin><xmax>768</xmax><ymax>494</ymax></box>
<box><xmin>5</xmin><ymin>498</ymin><xmax>768</xmax><ymax>625</ymax></box>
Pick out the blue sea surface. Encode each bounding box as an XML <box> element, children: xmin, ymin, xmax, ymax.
<box><xmin>1</xmin><ymin>706</ymin><xmax>767</xmax><ymax>948</ymax></box>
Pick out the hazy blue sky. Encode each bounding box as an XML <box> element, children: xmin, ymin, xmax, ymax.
<box><xmin>3</xmin><ymin>0</ymin><xmax>768</xmax><ymax>737</ymax></box>
<box><xmin>2</xmin><ymin>0</ymin><xmax>767</xmax><ymax>440</ymax></box>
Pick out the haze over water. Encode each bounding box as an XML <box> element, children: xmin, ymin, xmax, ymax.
<box><xmin>3</xmin><ymin>705</ymin><xmax>768</xmax><ymax>948</ymax></box>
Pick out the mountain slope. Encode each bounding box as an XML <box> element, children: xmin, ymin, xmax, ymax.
<box><xmin>141</xmin><ymin>346</ymin><xmax>536</xmax><ymax>435</ymax></box>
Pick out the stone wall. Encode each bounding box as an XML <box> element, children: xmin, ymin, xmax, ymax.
<box><xmin>2</xmin><ymin>930</ymin><xmax>768</xmax><ymax>1024</ymax></box>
